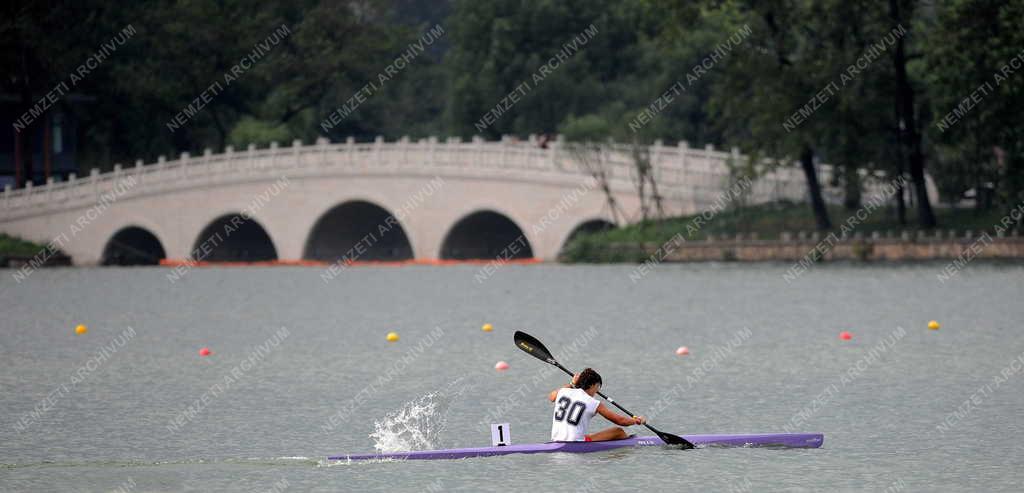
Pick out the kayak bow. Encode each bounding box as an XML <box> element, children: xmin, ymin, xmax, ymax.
<box><xmin>328</xmin><ymin>433</ymin><xmax>824</xmax><ymax>461</ymax></box>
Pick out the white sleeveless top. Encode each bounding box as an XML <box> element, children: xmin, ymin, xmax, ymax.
<box><xmin>550</xmin><ymin>387</ymin><xmax>600</xmax><ymax>441</ymax></box>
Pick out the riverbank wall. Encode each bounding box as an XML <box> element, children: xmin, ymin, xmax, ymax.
<box><xmin>617</xmin><ymin>230</ymin><xmax>1024</xmax><ymax>263</ymax></box>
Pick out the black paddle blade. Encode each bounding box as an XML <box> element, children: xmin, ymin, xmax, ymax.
<box><xmin>515</xmin><ymin>330</ymin><xmax>695</xmax><ymax>450</ymax></box>
<box><xmin>650</xmin><ymin>426</ymin><xmax>695</xmax><ymax>449</ymax></box>
<box><xmin>514</xmin><ymin>331</ymin><xmax>557</xmax><ymax>365</ymax></box>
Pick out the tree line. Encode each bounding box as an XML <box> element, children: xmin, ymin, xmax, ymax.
<box><xmin>3</xmin><ymin>0</ymin><xmax>1020</xmax><ymax>229</ymax></box>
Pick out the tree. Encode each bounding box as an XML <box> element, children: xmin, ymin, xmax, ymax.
<box><xmin>443</xmin><ymin>1</ymin><xmax>659</xmax><ymax>138</ymax></box>
<box><xmin>925</xmin><ymin>0</ymin><xmax>1024</xmax><ymax>210</ymax></box>
<box><xmin>559</xmin><ymin>114</ymin><xmax>626</xmax><ymax>225</ymax></box>
<box><xmin>888</xmin><ymin>0</ymin><xmax>936</xmax><ymax>227</ymax></box>
<box><xmin>652</xmin><ymin>0</ymin><xmax>835</xmax><ymax>229</ymax></box>
<box><xmin>1</xmin><ymin>0</ymin><xmax>128</xmax><ymax>183</ymax></box>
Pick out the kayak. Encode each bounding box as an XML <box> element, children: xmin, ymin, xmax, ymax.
<box><xmin>329</xmin><ymin>433</ymin><xmax>824</xmax><ymax>461</ymax></box>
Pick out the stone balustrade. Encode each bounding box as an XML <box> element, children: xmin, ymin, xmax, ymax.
<box><xmin>1</xmin><ymin>135</ymin><xmax>898</xmax><ymax>221</ymax></box>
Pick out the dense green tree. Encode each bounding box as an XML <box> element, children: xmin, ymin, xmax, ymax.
<box><xmin>2</xmin><ymin>1</ymin><xmax>136</xmax><ymax>181</ymax></box>
<box><xmin>651</xmin><ymin>0</ymin><xmax>836</xmax><ymax>229</ymax></box>
<box><xmin>925</xmin><ymin>0</ymin><xmax>1024</xmax><ymax>210</ymax></box>
<box><xmin>650</xmin><ymin>0</ymin><xmax>948</xmax><ymax>228</ymax></box>
<box><xmin>3</xmin><ymin>0</ymin><xmax>1019</xmax><ymax>231</ymax></box>
<box><xmin>887</xmin><ymin>0</ymin><xmax>936</xmax><ymax>227</ymax></box>
<box><xmin>2</xmin><ymin>0</ymin><xmax>443</xmax><ymax>175</ymax></box>
<box><xmin>443</xmin><ymin>1</ymin><xmax>660</xmax><ymax>138</ymax></box>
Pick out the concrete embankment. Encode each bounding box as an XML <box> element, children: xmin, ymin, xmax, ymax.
<box><xmin>620</xmin><ymin>231</ymin><xmax>1024</xmax><ymax>263</ymax></box>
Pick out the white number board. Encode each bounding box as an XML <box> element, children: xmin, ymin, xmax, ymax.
<box><xmin>490</xmin><ymin>423</ymin><xmax>511</xmax><ymax>446</ymax></box>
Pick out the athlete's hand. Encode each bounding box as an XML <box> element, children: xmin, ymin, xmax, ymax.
<box><xmin>571</xmin><ymin>373</ymin><xmax>580</xmax><ymax>386</ymax></box>
<box><xmin>632</xmin><ymin>415</ymin><xmax>647</xmax><ymax>425</ymax></box>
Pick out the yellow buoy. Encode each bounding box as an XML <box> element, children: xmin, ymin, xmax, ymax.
<box><xmin>482</xmin><ymin>323</ymin><xmax>493</xmax><ymax>332</ymax></box>
<box><xmin>75</xmin><ymin>324</ymin><xmax>88</xmax><ymax>335</ymax></box>
<box><xmin>928</xmin><ymin>320</ymin><xmax>940</xmax><ymax>330</ymax></box>
<box><xmin>386</xmin><ymin>332</ymin><xmax>400</xmax><ymax>342</ymax></box>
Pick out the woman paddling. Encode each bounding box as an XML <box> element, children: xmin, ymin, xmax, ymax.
<box><xmin>548</xmin><ymin>368</ymin><xmax>647</xmax><ymax>442</ymax></box>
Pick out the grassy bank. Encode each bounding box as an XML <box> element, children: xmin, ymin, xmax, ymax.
<box><xmin>0</xmin><ymin>234</ymin><xmax>51</xmax><ymax>258</ymax></box>
<box><xmin>562</xmin><ymin>201</ymin><xmax>1017</xmax><ymax>263</ymax></box>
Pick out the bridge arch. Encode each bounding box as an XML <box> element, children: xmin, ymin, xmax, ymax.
<box><xmin>192</xmin><ymin>213</ymin><xmax>278</xmax><ymax>262</ymax></box>
<box><xmin>440</xmin><ymin>210</ymin><xmax>534</xmax><ymax>260</ymax></box>
<box><xmin>304</xmin><ymin>200</ymin><xmax>414</xmax><ymax>262</ymax></box>
<box><xmin>559</xmin><ymin>218</ymin><xmax>615</xmax><ymax>254</ymax></box>
<box><xmin>102</xmin><ymin>225</ymin><xmax>167</xmax><ymax>265</ymax></box>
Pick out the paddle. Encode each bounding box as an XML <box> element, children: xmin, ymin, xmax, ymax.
<box><xmin>514</xmin><ymin>330</ymin><xmax>694</xmax><ymax>449</ymax></box>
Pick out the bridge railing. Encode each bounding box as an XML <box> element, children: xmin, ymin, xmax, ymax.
<box><xmin>1</xmin><ymin>135</ymin><xmax>883</xmax><ymax>221</ymax></box>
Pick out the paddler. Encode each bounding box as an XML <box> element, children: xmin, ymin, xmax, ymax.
<box><xmin>548</xmin><ymin>368</ymin><xmax>646</xmax><ymax>442</ymax></box>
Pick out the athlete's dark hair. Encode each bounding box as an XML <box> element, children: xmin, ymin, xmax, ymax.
<box><xmin>574</xmin><ymin>368</ymin><xmax>602</xmax><ymax>390</ymax></box>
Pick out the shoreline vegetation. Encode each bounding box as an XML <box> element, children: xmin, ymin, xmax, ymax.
<box><xmin>561</xmin><ymin>201</ymin><xmax>1024</xmax><ymax>263</ymax></box>
<box><xmin>0</xmin><ymin>234</ymin><xmax>71</xmax><ymax>268</ymax></box>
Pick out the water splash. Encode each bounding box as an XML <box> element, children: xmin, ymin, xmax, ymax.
<box><xmin>369</xmin><ymin>378</ymin><xmax>470</xmax><ymax>453</ymax></box>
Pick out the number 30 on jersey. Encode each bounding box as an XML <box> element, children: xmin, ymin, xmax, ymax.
<box><xmin>553</xmin><ymin>396</ymin><xmax>586</xmax><ymax>425</ymax></box>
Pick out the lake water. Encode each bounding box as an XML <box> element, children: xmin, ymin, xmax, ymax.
<box><xmin>1</xmin><ymin>262</ymin><xmax>1023</xmax><ymax>492</ymax></box>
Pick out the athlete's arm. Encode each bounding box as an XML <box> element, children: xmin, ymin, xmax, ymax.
<box><xmin>548</xmin><ymin>385</ymin><xmax>569</xmax><ymax>402</ymax></box>
<box><xmin>596</xmin><ymin>403</ymin><xmax>647</xmax><ymax>426</ymax></box>
<box><xmin>548</xmin><ymin>373</ymin><xmax>581</xmax><ymax>401</ymax></box>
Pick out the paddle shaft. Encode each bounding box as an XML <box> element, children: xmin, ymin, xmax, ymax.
<box><xmin>549</xmin><ymin>361</ymin><xmax>670</xmax><ymax>439</ymax></box>
<box><xmin>513</xmin><ymin>330</ymin><xmax>693</xmax><ymax>448</ymax></box>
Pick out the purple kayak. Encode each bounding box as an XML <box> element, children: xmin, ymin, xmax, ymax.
<box><xmin>329</xmin><ymin>433</ymin><xmax>824</xmax><ymax>461</ymax></box>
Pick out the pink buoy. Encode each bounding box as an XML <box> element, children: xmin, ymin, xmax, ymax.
<box><xmin>675</xmin><ymin>346</ymin><xmax>690</xmax><ymax>356</ymax></box>
<box><xmin>495</xmin><ymin>361</ymin><xmax>510</xmax><ymax>371</ymax></box>
<box><xmin>839</xmin><ymin>331</ymin><xmax>852</xmax><ymax>341</ymax></box>
<box><xmin>199</xmin><ymin>347</ymin><xmax>212</xmax><ymax>356</ymax></box>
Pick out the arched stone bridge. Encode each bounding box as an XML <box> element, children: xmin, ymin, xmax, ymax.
<box><xmin>0</xmin><ymin>136</ymin><xmax>853</xmax><ymax>265</ymax></box>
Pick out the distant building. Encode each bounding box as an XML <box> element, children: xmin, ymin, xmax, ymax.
<box><xmin>1</xmin><ymin>97</ymin><xmax>79</xmax><ymax>189</ymax></box>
